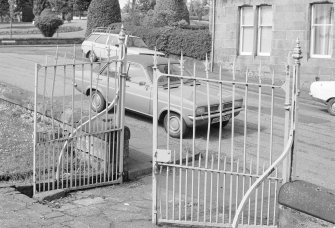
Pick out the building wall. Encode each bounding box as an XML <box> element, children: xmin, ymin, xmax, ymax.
<box><xmin>213</xmin><ymin>0</ymin><xmax>335</xmax><ymax>90</ymax></box>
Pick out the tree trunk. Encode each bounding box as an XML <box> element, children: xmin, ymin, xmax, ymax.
<box><xmin>132</xmin><ymin>0</ymin><xmax>135</xmax><ymax>25</ymax></box>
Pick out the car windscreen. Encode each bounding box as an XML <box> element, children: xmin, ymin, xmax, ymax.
<box><xmin>94</xmin><ymin>64</ymin><xmax>117</xmax><ymax>77</ymax></box>
<box><xmin>127</xmin><ymin>37</ymin><xmax>148</xmax><ymax>48</ymax></box>
<box><xmin>95</xmin><ymin>35</ymin><xmax>108</xmax><ymax>44</ymax></box>
<box><xmin>86</xmin><ymin>34</ymin><xmax>99</xmax><ymax>42</ymax></box>
<box><xmin>147</xmin><ymin>64</ymin><xmax>193</xmax><ymax>86</ymax></box>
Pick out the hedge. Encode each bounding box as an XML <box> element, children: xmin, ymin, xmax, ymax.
<box><xmin>109</xmin><ymin>24</ymin><xmax>211</xmax><ymax>60</ymax></box>
<box><xmin>86</xmin><ymin>0</ymin><xmax>121</xmax><ymax>37</ymax></box>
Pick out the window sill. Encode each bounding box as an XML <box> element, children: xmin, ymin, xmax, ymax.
<box><xmin>257</xmin><ymin>53</ymin><xmax>270</xmax><ymax>57</ymax></box>
<box><xmin>310</xmin><ymin>55</ymin><xmax>331</xmax><ymax>59</ymax></box>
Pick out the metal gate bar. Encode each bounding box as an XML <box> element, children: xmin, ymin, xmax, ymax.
<box><xmin>33</xmin><ymin>28</ymin><xmax>128</xmax><ymax>196</ymax></box>
<box><xmin>152</xmin><ymin>40</ymin><xmax>302</xmax><ymax>227</ymax></box>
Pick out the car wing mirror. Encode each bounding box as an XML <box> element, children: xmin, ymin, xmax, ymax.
<box><xmin>139</xmin><ymin>81</ymin><xmax>146</xmax><ymax>86</ymax></box>
<box><xmin>115</xmin><ymin>44</ymin><xmax>119</xmax><ymax>47</ymax></box>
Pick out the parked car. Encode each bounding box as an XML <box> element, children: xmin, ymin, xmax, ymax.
<box><xmin>310</xmin><ymin>81</ymin><xmax>335</xmax><ymax>115</ymax></box>
<box><xmin>82</xmin><ymin>29</ymin><xmax>164</xmax><ymax>62</ymax></box>
<box><xmin>73</xmin><ymin>55</ymin><xmax>243</xmax><ymax>137</ymax></box>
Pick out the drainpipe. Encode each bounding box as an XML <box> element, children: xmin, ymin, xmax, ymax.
<box><xmin>210</xmin><ymin>0</ymin><xmax>216</xmax><ymax>72</ymax></box>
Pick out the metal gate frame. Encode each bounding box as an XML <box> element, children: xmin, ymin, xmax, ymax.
<box><xmin>33</xmin><ymin>27</ymin><xmax>128</xmax><ymax>196</ymax></box>
<box><xmin>152</xmin><ymin>39</ymin><xmax>302</xmax><ymax>227</ymax></box>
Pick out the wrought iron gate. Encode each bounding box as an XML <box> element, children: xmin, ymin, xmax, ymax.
<box><xmin>152</xmin><ymin>40</ymin><xmax>302</xmax><ymax>227</ymax></box>
<box><xmin>33</xmin><ymin>28</ymin><xmax>128</xmax><ymax>196</ymax></box>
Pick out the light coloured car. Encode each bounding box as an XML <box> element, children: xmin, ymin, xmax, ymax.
<box><xmin>74</xmin><ymin>55</ymin><xmax>243</xmax><ymax>137</ymax></box>
<box><xmin>81</xmin><ymin>29</ymin><xmax>164</xmax><ymax>62</ymax></box>
<box><xmin>310</xmin><ymin>81</ymin><xmax>335</xmax><ymax>115</ymax></box>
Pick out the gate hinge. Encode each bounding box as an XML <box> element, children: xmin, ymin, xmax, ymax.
<box><xmin>284</xmin><ymin>102</ymin><xmax>291</xmax><ymax>110</ymax></box>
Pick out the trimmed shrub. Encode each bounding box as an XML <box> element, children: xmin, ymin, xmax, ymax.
<box><xmin>86</xmin><ymin>0</ymin><xmax>121</xmax><ymax>37</ymax></box>
<box><xmin>33</xmin><ymin>0</ymin><xmax>50</xmax><ymax>17</ymax></box>
<box><xmin>108</xmin><ymin>24</ymin><xmax>211</xmax><ymax>60</ymax></box>
<box><xmin>35</xmin><ymin>9</ymin><xmax>63</xmax><ymax>37</ymax></box>
<box><xmin>151</xmin><ymin>0</ymin><xmax>190</xmax><ymax>26</ymax></box>
<box><xmin>65</xmin><ymin>12</ymin><xmax>73</xmax><ymax>22</ymax></box>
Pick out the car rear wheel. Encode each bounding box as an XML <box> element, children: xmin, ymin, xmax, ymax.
<box><xmin>327</xmin><ymin>98</ymin><xmax>335</xmax><ymax>116</ymax></box>
<box><xmin>163</xmin><ymin>112</ymin><xmax>188</xmax><ymax>138</ymax></box>
<box><xmin>88</xmin><ymin>51</ymin><xmax>97</xmax><ymax>62</ymax></box>
<box><xmin>91</xmin><ymin>90</ymin><xmax>106</xmax><ymax>113</ymax></box>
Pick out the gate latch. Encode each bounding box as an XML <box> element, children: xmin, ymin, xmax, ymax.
<box><xmin>155</xmin><ymin>149</ymin><xmax>172</xmax><ymax>163</ymax></box>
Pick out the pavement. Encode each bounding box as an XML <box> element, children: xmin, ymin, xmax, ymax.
<box><xmin>0</xmin><ymin>175</ymin><xmax>159</xmax><ymax>228</ymax></box>
<box><xmin>0</xmin><ymin>175</ymin><xmax>333</xmax><ymax>228</ymax></box>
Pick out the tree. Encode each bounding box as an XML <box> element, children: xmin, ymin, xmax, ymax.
<box><xmin>190</xmin><ymin>0</ymin><xmax>208</xmax><ymax>21</ymax></box>
<box><xmin>73</xmin><ymin>0</ymin><xmax>91</xmax><ymax>18</ymax></box>
<box><xmin>16</xmin><ymin>0</ymin><xmax>33</xmax><ymax>12</ymax></box>
<box><xmin>16</xmin><ymin>0</ymin><xmax>34</xmax><ymax>22</ymax></box>
<box><xmin>35</xmin><ymin>8</ymin><xmax>63</xmax><ymax>37</ymax></box>
<box><xmin>0</xmin><ymin>0</ymin><xmax>9</xmax><ymax>22</ymax></box>
<box><xmin>85</xmin><ymin>0</ymin><xmax>121</xmax><ymax>36</ymax></box>
<box><xmin>33</xmin><ymin>0</ymin><xmax>50</xmax><ymax>16</ymax></box>
<box><xmin>136</xmin><ymin>0</ymin><xmax>155</xmax><ymax>12</ymax></box>
<box><xmin>49</xmin><ymin>0</ymin><xmax>72</xmax><ymax>19</ymax></box>
<box><xmin>151</xmin><ymin>0</ymin><xmax>189</xmax><ymax>26</ymax></box>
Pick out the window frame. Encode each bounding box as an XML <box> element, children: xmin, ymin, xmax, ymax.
<box><xmin>107</xmin><ymin>35</ymin><xmax>118</xmax><ymax>46</ymax></box>
<box><xmin>127</xmin><ymin>63</ymin><xmax>150</xmax><ymax>85</ymax></box>
<box><xmin>257</xmin><ymin>5</ymin><xmax>273</xmax><ymax>56</ymax></box>
<box><xmin>310</xmin><ymin>3</ymin><xmax>334</xmax><ymax>58</ymax></box>
<box><xmin>239</xmin><ymin>6</ymin><xmax>255</xmax><ymax>55</ymax></box>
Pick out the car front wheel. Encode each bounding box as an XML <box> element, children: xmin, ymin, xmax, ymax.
<box><xmin>327</xmin><ymin>98</ymin><xmax>335</xmax><ymax>116</ymax></box>
<box><xmin>213</xmin><ymin>120</ymin><xmax>230</xmax><ymax>128</ymax></box>
<box><xmin>91</xmin><ymin>90</ymin><xmax>106</xmax><ymax>113</ymax></box>
<box><xmin>88</xmin><ymin>51</ymin><xmax>97</xmax><ymax>62</ymax></box>
<box><xmin>163</xmin><ymin>112</ymin><xmax>188</xmax><ymax>138</ymax></box>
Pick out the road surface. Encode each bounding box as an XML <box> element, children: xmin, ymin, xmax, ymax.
<box><xmin>0</xmin><ymin>46</ymin><xmax>334</xmax><ymax>190</ymax></box>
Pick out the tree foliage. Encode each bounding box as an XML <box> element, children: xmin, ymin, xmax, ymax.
<box><xmin>33</xmin><ymin>0</ymin><xmax>50</xmax><ymax>16</ymax></box>
<box><xmin>35</xmin><ymin>8</ymin><xmax>63</xmax><ymax>37</ymax></box>
<box><xmin>16</xmin><ymin>0</ymin><xmax>33</xmax><ymax>12</ymax></box>
<box><xmin>49</xmin><ymin>0</ymin><xmax>73</xmax><ymax>19</ymax></box>
<box><xmin>0</xmin><ymin>0</ymin><xmax>10</xmax><ymax>20</ymax></box>
<box><xmin>190</xmin><ymin>0</ymin><xmax>209</xmax><ymax>20</ymax></box>
<box><xmin>150</xmin><ymin>0</ymin><xmax>189</xmax><ymax>26</ymax></box>
<box><xmin>85</xmin><ymin>0</ymin><xmax>121</xmax><ymax>36</ymax></box>
<box><xmin>73</xmin><ymin>0</ymin><xmax>91</xmax><ymax>12</ymax></box>
<box><xmin>136</xmin><ymin>0</ymin><xmax>156</xmax><ymax>12</ymax></box>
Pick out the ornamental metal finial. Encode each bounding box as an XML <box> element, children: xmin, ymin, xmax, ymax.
<box><xmin>292</xmin><ymin>38</ymin><xmax>303</xmax><ymax>64</ymax></box>
<box><xmin>118</xmin><ymin>24</ymin><xmax>126</xmax><ymax>45</ymax></box>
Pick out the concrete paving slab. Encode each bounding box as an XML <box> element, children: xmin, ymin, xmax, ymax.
<box><xmin>73</xmin><ymin>197</ymin><xmax>105</xmax><ymax>206</ymax></box>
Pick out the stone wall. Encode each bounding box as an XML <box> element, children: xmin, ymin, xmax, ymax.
<box><xmin>213</xmin><ymin>0</ymin><xmax>335</xmax><ymax>91</ymax></box>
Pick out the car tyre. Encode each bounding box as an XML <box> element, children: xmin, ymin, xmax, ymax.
<box><xmin>213</xmin><ymin>120</ymin><xmax>230</xmax><ymax>128</ymax></box>
<box><xmin>327</xmin><ymin>98</ymin><xmax>335</xmax><ymax>116</ymax></box>
<box><xmin>164</xmin><ymin>112</ymin><xmax>188</xmax><ymax>138</ymax></box>
<box><xmin>91</xmin><ymin>90</ymin><xmax>106</xmax><ymax>113</ymax></box>
<box><xmin>88</xmin><ymin>51</ymin><xmax>98</xmax><ymax>62</ymax></box>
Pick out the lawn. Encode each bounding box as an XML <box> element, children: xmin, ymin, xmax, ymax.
<box><xmin>0</xmin><ymin>19</ymin><xmax>86</xmax><ymax>39</ymax></box>
<box><xmin>0</xmin><ymin>99</ymin><xmax>34</xmax><ymax>181</ymax></box>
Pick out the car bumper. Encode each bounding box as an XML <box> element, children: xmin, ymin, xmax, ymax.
<box><xmin>186</xmin><ymin>108</ymin><xmax>243</xmax><ymax>126</ymax></box>
<box><xmin>309</xmin><ymin>93</ymin><xmax>327</xmax><ymax>104</ymax></box>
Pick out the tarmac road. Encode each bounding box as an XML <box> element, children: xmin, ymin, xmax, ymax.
<box><xmin>0</xmin><ymin>46</ymin><xmax>334</xmax><ymax>191</ymax></box>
